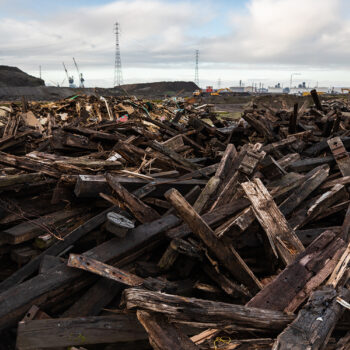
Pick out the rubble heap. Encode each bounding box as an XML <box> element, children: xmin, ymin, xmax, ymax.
<box><xmin>0</xmin><ymin>90</ymin><xmax>349</xmax><ymax>349</ymax></box>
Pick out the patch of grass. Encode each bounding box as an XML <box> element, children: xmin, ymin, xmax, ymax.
<box><xmin>217</xmin><ymin>112</ymin><xmax>242</xmax><ymax>121</ymax></box>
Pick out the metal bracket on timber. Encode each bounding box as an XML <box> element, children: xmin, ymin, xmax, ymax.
<box><xmin>67</xmin><ymin>254</ymin><xmax>144</xmax><ymax>287</ymax></box>
<box><xmin>328</xmin><ymin>136</ymin><xmax>350</xmax><ymax>177</ymax></box>
<box><xmin>239</xmin><ymin>149</ymin><xmax>266</xmax><ymax>175</ymax></box>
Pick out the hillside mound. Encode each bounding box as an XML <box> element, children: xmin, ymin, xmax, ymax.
<box><xmin>0</xmin><ymin>66</ymin><xmax>45</xmax><ymax>87</ymax></box>
<box><xmin>118</xmin><ymin>81</ymin><xmax>198</xmax><ymax>97</ymax></box>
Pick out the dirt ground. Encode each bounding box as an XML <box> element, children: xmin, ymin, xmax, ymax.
<box><xmin>119</xmin><ymin>81</ymin><xmax>198</xmax><ymax>97</ymax></box>
<box><xmin>0</xmin><ymin>81</ymin><xmax>198</xmax><ymax>102</ymax></box>
<box><xmin>209</xmin><ymin>93</ymin><xmax>350</xmax><ymax>120</ymax></box>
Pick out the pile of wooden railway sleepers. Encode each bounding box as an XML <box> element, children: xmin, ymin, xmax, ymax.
<box><xmin>0</xmin><ymin>90</ymin><xmax>349</xmax><ymax>349</ymax></box>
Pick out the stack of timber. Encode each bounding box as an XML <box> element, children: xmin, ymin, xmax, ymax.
<box><xmin>0</xmin><ymin>91</ymin><xmax>349</xmax><ymax>349</ymax></box>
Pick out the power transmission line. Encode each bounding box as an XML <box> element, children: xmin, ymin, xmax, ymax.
<box><xmin>194</xmin><ymin>49</ymin><xmax>199</xmax><ymax>87</ymax></box>
<box><xmin>114</xmin><ymin>22</ymin><xmax>123</xmax><ymax>87</ymax></box>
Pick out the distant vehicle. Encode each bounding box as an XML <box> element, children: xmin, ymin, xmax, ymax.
<box><xmin>302</xmin><ymin>91</ymin><xmax>326</xmax><ymax>96</ymax></box>
<box><xmin>211</xmin><ymin>88</ymin><xmax>232</xmax><ymax>96</ymax></box>
<box><xmin>193</xmin><ymin>87</ymin><xmax>233</xmax><ymax>96</ymax></box>
<box><xmin>341</xmin><ymin>88</ymin><xmax>350</xmax><ymax>94</ymax></box>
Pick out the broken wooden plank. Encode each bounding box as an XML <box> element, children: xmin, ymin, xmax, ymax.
<box><xmin>241</xmin><ymin>178</ymin><xmax>304</xmax><ymax>265</ymax></box>
<box><xmin>192</xmin><ymin>144</ymin><xmax>237</xmax><ymax>214</ymax></box>
<box><xmin>215</xmin><ymin>172</ymin><xmax>306</xmax><ymax>239</ymax></box>
<box><xmin>273</xmin><ymin>286</ymin><xmax>350</xmax><ymax>350</ymax></box>
<box><xmin>335</xmin><ymin>332</ymin><xmax>350</xmax><ymax>350</ymax></box>
<box><xmin>51</xmin><ymin>130</ymin><xmax>98</xmax><ymax>151</ymax></box>
<box><xmin>310</xmin><ymin>89</ymin><xmax>324</xmax><ymax>111</ymax></box>
<box><xmin>279</xmin><ymin>164</ymin><xmax>330</xmax><ymax>217</ymax></box>
<box><xmin>74</xmin><ymin>174</ymin><xmax>207</xmax><ymax>198</ymax></box>
<box><xmin>288</xmin><ymin>156</ymin><xmax>334</xmax><ymax>172</ymax></box>
<box><xmin>11</xmin><ymin>246</ymin><xmax>39</xmax><ymax>267</ymax></box>
<box><xmin>193</xmin><ymin>176</ymin><xmax>221</xmax><ymax>214</ymax></box>
<box><xmin>288</xmin><ymin>103</ymin><xmax>298</xmax><ymax>134</ymax></box>
<box><xmin>261</xmin><ymin>136</ymin><xmax>297</xmax><ymax>154</ymax></box>
<box><xmin>63</xmin><ymin>125</ymin><xmax>124</xmax><ymax>141</ymax></box>
<box><xmin>157</xmin><ymin>242</ymin><xmax>179</xmax><ymax>271</ymax></box>
<box><xmin>0</xmin><ymin>173</ymin><xmax>46</xmax><ymax>191</ymax></box>
<box><xmin>54</xmin><ymin>158</ymin><xmax>122</xmax><ymax>171</ymax></box>
<box><xmin>16</xmin><ymin>314</ymin><xmax>147</xmax><ymax>349</ymax></box>
<box><xmin>164</xmin><ymin>185</ymin><xmax>200</xmax><ymax>216</ymax></box>
<box><xmin>21</xmin><ymin>305</ymin><xmax>50</xmax><ymax>322</ymax></box>
<box><xmin>137</xmin><ymin>310</ymin><xmax>199</xmax><ymax>350</ymax></box>
<box><xmin>259</xmin><ymin>155</ymin><xmax>287</xmax><ymax>180</ymax></box>
<box><xmin>242</xmin><ymin>112</ymin><xmax>279</xmax><ymax>142</ymax></box>
<box><xmin>122</xmin><ymin>288</ymin><xmax>294</xmax><ymax>331</ymax></box>
<box><xmin>0</xmin><ymin>207</ymin><xmax>115</xmax><ymax>293</ymax></box>
<box><xmin>0</xmin><ymin>214</ymin><xmax>181</xmax><ymax>330</ymax></box>
<box><xmin>148</xmin><ymin>140</ymin><xmax>201</xmax><ymax>171</ymax></box>
<box><xmin>321</xmin><ymin>175</ymin><xmax>350</xmax><ymax>190</ymax></box>
<box><xmin>327</xmin><ymin>240</ymin><xmax>350</xmax><ymax>288</ymax></box>
<box><xmin>67</xmin><ymin>254</ymin><xmax>144</xmax><ymax>286</ymax></box>
<box><xmin>177</xmin><ymin>163</ymin><xmax>219</xmax><ymax>180</ymax></box>
<box><xmin>328</xmin><ymin>137</ymin><xmax>350</xmax><ymax>177</ymax></box>
<box><xmin>342</xmin><ymin>202</ymin><xmax>350</xmax><ymax>243</ymax></box>
<box><xmin>247</xmin><ymin>230</ymin><xmax>346</xmax><ymax>312</ymax></box>
<box><xmin>166</xmin><ymin>199</ymin><xmax>250</xmax><ymax>240</ymax></box>
<box><xmin>213</xmin><ymin>143</ymin><xmax>237</xmax><ymax>191</ymax></box>
<box><xmin>203</xmin><ymin>263</ymin><xmax>251</xmax><ymax>299</ymax></box>
<box><xmin>2</xmin><ymin>208</ymin><xmax>85</xmax><ymax>245</ymax></box>
<box><xmin>0</xmin><ymin>151</ymin><xmax>60</xmax><ymax>178</ymax></box>
<box><xmin>304</xmin><ymin>137</ymin><xmax>350</xmax><ymax>157</ymax></box>
<box><xmin>38</xmin><ymin>255</ymin><xmax>63</xmax><ymax>275</ymax></box>
<box><xmin>210</xmin><ymin>145</ymin><xmax>265</xmax><ymax>210</ymax></box>
<box><xmin>277</xmin><ymin>153</ymin><xmax>300</xmax><ymax>169</ymax></box>
<box><xmin>288</xmin><ymin>184</ymin><xmax>348</xmax><ymax>230</ymax></box>
<box><xmin>106</xmin><ymin>173</ymin><xmax>160</xmax><ymax>223</ymax></box>
<box><xmin>62</xmin><ymin>278</ymin><xmax>122</xmax><ymax>318</ymax></box>
<box><xmin>165</xmin><ymin>188</ymin><xmax>262</xmax><ymax>293</ymax></box>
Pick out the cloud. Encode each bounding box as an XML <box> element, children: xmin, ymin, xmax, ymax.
<box><xmin>0</xmin><ymin>1</ymin><xmax>212</xmax><ymax>67</ymax></box>
<box><xmin>204</xmin><ymin>0</ymin><xmax>350</xmax><ymax>67</ymax></box>
<box><xmin>1</xmin><ymin>0</ymin><xmax>350</xmax><ymax>87</ymax></box>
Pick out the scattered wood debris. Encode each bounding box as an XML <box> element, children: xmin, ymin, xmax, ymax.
<box><xmin>0</xmin><ymin>92</ymin><xmax>349</xmax><ymax>349</ymax></box>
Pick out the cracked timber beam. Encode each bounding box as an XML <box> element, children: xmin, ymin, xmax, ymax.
<box><xmin>241</xmin><ymin>178</ymin><xmax>304</xmax><ymax>265</ymax></box>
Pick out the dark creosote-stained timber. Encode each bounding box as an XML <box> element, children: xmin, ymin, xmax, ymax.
<box><xmin>0</xmin><ymin>93</ymin><xmax>348</xmax><ymax>349</ymax></box>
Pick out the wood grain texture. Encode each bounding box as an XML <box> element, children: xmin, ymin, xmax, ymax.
<box><xmin>165</xmin><ymin>188</ymin><xmax>262</xmax><ymax>293</ymax></box>
<box><xmin>242</xmin><ymin>178</ymin><xmax>304</xmax><ymax>265</ymax></box>
<box><xmin>273</xmin><ymin>286</ymin><xmax>350</xmax><ymax>350</ymax></box>
<box><xmin>247</xmin><ymin>230</ymin><xmax>346</xmax><ymax>312</ymax></box>
<box><xmin>16</xmin><ymin>314</ymin><xmax>147</xmax><ymax>349</ymax></box>
<box><xmin>123</xmin><ymin>288</ymin><xmax>294</xmax><ymax>331</ymax></box>
<box><xmin>137</xmin><ymin>310</ymin><xmax>199</xmax><ymax>350</ymax></box>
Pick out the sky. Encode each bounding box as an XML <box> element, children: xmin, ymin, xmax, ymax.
<box><xmin>1</xmin><ymin>0</ymin><xmax>350</xmax><ymax>88</ymax></box>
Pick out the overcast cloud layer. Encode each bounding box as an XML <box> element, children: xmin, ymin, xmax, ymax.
<box><xmin>1</xmin><ymin>0</ymin><xmax>350</xmax><ymax>87</ymax></box>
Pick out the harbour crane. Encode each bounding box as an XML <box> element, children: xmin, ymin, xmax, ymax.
<box><xmin>49</xmin><ymin>78</ymin><xmax>66</xmax><ymax>87</ymax></box>
<box><xmin>62</xmin><ymin>62</ymin><xmax>75</xmax><ymax>88</ymax></box>
<box><xmin>73</xmin><ymin>57</ymin><xmax>85</xmax><ymax>88</ymax></box>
